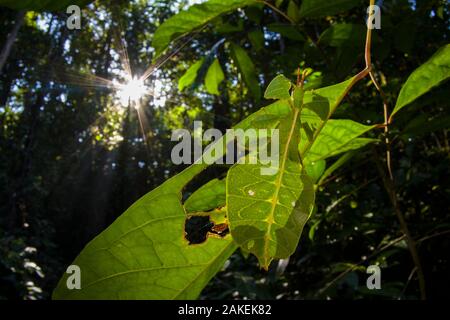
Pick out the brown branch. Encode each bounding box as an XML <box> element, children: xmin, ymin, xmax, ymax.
<box><xmin>368</xmin><ymin>71</ymin><xmax>394</xmax><ymax>180</ymax></box>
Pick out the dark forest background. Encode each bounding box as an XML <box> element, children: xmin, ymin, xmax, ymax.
<box><xmin>0</xmin><ymin>0</ymin><xmax>449</xmax><ymax>300</ymax></box>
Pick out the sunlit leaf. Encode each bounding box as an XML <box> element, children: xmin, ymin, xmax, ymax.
<box><xmin>53</xmin><ymin>165</ymin><xmax>237</xmax><ymax>299</ymax></box>
<box><xmin>185</xmin><ymin>178</ymin><xmax>226</xmax><ymax>213</ymax></box>
<box><xmin>304</xmin><ymin>119</ymin><xmax>376</xmax><ymax>163</ymax></box>
<box><xmin>51</xmin><ymin>89</ymin><xmax>297</xmax><ymax>299</ymax></box>
<box><xmin>178</xmin><ymin>59</ymin><xmax>204</xmax><ymax>91</ymax></box>
<box><xmin>264</xmin><ymin>74</ymin><xmax>292</xmax><ymax>100</ymax></box>
<box><xmin>204</xmin><ymin>59</ymin><xmax>225</xmax><ymax>95</ymax></box>
<box><xmin>391</xmin><ymin>44</ymin><xmax>450</xmax><ymax>118</ymax></box>
<box><xmin>299</xmin><ymin>76</ymin><xmax>357</xmax><ymax>156</ymax></box>
<box><xmin>227</xmin><ymin>105</ymin><xmax>315</xmax><ymax>269</ymax></box>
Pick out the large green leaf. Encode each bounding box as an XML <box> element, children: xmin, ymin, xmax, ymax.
<box><xmin>0</xmin><ymin>0</ymin><xmax>94</xmax><ymax>11</ymax></box>
<box><xmin>391</xmin><ymin>44</ymin><xmax>450</xmax><ymax>118</ymax></box>
<box><xmin>230</xmin><ymin>43</ymin><xmax>261</xmax><ymax>101</ymax></box>
<box><xmin>53</xmin><ymin>164</ymin><xmax>237</xmax><ymax>300</ymax></box>
<box><xmin>204</xmin><ymin>58</ymin><xmax>225</xmax><ymax>95</ymax></box>
<box><xmin>224</xmin><ymin>76</ymin><xmax>364</xmax><ymax>269</ymax></box>
<box><xmin>227</xmin><ymin>90</ymin><xmax>315</xmax><ymax>269</ymax></box>
<box><xmin>264</xmin><ymin>74</ymin><xmax>292</xmax><ymax>100</ymax></box>
<box><xmin>299</xmin><ymin>0</ymin><xmax>360</xmax><ymax>18</ymax></box>
<box><xmin>152</xmin><ymin>0</ymin><xmax>256</xmax><ymax>59</ymax></box>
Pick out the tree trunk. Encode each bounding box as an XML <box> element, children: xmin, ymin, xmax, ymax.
<box><xmin>0</xmin><ymin>10</ymin><xmax>25</xmax><ymax>75</ymax></box>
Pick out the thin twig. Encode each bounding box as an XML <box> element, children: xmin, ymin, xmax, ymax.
<box><xmin>417</xmin><ymin>229</ymin><xmax>450</xmax><ymax>243</ymax></box>
<box><xmin>368</xmin><ymin>70</ymin><xmax>394</xmax><ymax>180</ymax></box>
<box><xmin>372</xmin><ymin>148</ymin><xmax>427</xmax><ymax>299</ymax></box>
<box><xmin>260</xmin><ymin>0</ymin><xmax>295</xmax><ymax>24</ymax></box>
<box><xmin>400</xmin><ymin>267</ymin><xmax>417</xmax><ymax>299</ymax></box>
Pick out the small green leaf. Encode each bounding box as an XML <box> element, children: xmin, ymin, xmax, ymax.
<box><xmin>248</xmin><ymin>29</ymin><xmax>265</xmax><ymax>51</ymax></box>
<box><xmin>204</xmin><ymin>59</ymin><xmax>225</xmax><ymax>95</ymax></box>
<box><xmin>293</xmin><ymin>86</ymin><xmax>304</xmax><ymax>109</ymax></box>
<box><xmin>230</xmin><ymin>43</ymin><xmax>261</xmax><ymax>101</ymax></box>
<box><xmin>391</xmin><ymin>44</ymin><xmax>450</xmax><ymax>118</ymax></box>
<box><xmin>152</xmin><ymin>0</ymin><xmax>257</xmax><ymax>59</ymax></box>
<box><xmin>185</xmin><ymin>178</ymin><xmax>226</xmax><ymax>212</ymax></box>
<box><xmin>178</xmin><ymin>59</ymin><xmax>204</xmax><ymax>91</ymax></box>
<box><xmin>264</xmin><ymin>74</ymin><xmax>292</xmax><ymax>100</ymax></box>
<box><xmin>304</xmin><ymin>119</ymin><xmax>376</xmax><ymax>163</ymax></box>
<box><xmin>287</xmin><ymin>0</ymin><xmax>300</xmax><ymax>23</ymax></box>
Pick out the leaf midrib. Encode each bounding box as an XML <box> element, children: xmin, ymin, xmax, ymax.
<box><xmin>263</xmin><ymin>107</ymin><xmax>300</xmax><ymax>267</ymax></box>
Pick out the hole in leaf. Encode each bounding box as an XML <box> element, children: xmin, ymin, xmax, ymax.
<box><xmin>184</xmin><ymin>216</ymin><xmax>213</xmax><ymax>245</ymax></box>
<box><xmin>184</xmin><ymin>216</ymin><xmax>229</xmax><ymax>245</ymax></box>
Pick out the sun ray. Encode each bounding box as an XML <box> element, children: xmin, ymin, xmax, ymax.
<box><xmin>140</xmin><ymin>24</ymin><xmax>208</xmax><ymax>82</ymax></box>
<box><xmin>49</xmin><ymin>66</ymin><xmax>116</xmax><ymax>89</ymax></box>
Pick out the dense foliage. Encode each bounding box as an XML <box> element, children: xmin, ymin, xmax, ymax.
<box><xmin>0</xmin><ymin>0</ymin><xmax>449</xmax><ymax>300</ymax></box>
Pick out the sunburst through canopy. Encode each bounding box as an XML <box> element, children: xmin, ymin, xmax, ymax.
<box><xmin>114</xmin><ymin>76</ymin><xmax>147</xmax><ymax>108</ymax></box>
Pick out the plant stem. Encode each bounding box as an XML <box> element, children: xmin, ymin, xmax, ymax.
<box><xmin>372</xmin><ymin>149</ymin><xmax>427</xmax><ymax>299</ymax></box>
